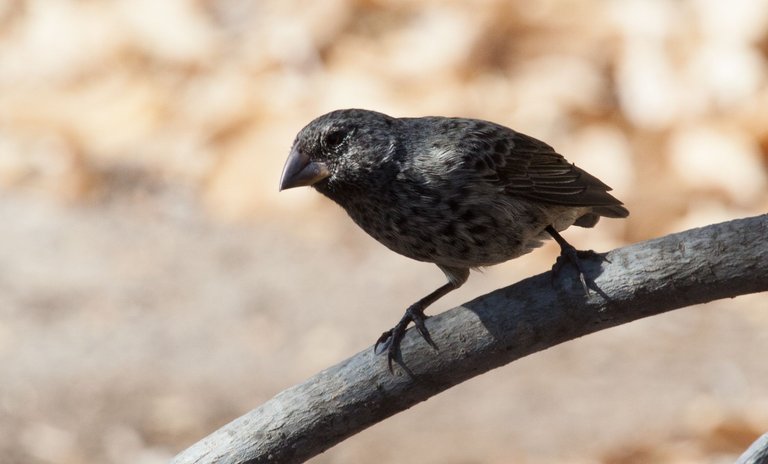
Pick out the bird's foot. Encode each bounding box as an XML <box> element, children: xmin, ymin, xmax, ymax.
<box><xmin>374</xmin><ymin>304</ymin><xmax>437</xmax><ymax>372</ymax></box>
<box><xmin>551</xmin><ymin>245</ymin><xmax>607</xmax><ymax>295</ymax></box>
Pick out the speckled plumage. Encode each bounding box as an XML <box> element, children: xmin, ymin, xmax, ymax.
<box><xmin>280</xmin><ymin>108</ymin><xmax>628</xmax><ymax>370</ymax></box>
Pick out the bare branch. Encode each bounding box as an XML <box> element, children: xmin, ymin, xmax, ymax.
<box><xmin>736</xmin><ymin>432</ymin><xmax>768</xmax><ymax>464</ymax></box>
<box><xmin>172</xmin><ymin>214</ymin><xmax>768</xmax><ymax>464</ymax></box>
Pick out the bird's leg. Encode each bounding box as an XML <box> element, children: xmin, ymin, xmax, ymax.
<box><xmin>545</xmin><ymin>225</ymin><xmax>606</xmax><ymax>295</ymax></box>
<box><xmin>374</xmin><ymin>281</ymin><xmax>459</xmax><ymax>373</ymax></box>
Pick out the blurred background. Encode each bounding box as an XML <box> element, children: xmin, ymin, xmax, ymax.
<box><xmin>1</xmin><ymin>0</ymin><xmax>767</xmax><ymax>463</ymax></box>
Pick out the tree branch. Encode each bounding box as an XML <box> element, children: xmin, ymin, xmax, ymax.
<box><xmin>736</xmin><ymin>432</ymin><xmax>768</xmax><ymax>464</ymax></box>
<box><xmin>172</xmin><ymin>214</ymin><xmax>768</xmax><ymax>464</ymax></box>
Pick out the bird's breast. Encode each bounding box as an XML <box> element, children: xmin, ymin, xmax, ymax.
<box><xmin>339</xmin><ymin>184</ymin><xmax>558</xmax><ymax>268</ymax></box>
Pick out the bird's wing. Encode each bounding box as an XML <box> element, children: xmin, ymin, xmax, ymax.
<box><xmin>464</xmin><ymin>127</ymin><xmax>627</xmax><ymax>212</ymax></box>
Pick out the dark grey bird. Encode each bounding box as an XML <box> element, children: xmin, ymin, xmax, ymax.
<box><xmin>279</xmin><ymin>109</ymin><xmax>628</xmax><ymax>370</ymax></box>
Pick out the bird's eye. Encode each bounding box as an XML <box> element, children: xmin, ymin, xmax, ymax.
<box><xmin>324</xmin><ymin>130</ymin><xmax>346</xmax><ymax>148</ymax></box>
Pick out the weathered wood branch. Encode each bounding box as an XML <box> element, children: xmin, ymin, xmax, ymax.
<box><xmin>736</xmin><ymin>432</ymin><xmax>768</xmax><ymax>464</ymax></box>
<box><xmin>172</xmin><ymin>214</ymin><xmax>768</xmax><ymax>464</ymax></box>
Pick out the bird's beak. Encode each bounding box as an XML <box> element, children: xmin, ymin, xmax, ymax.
<box><xmin>279</xmin><ymin>147</ymin><xmax>331</xmax><ymax>191</ymax></box>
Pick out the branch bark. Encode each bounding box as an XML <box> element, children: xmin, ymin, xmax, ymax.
<box><xmin>736</xmin><ymin>432</ymin><xmax>768</xmax><ymax>464</ymax></box>
<box><xmin>172</xmin><ymin>214</ymin><xmax>768</xmax><ymax>464</ymax></box>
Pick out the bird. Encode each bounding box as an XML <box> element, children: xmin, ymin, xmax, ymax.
<box><xmin>279</xmin><ymin>109</ymin><xmax>629</xmax><ymax>371</ymax></box>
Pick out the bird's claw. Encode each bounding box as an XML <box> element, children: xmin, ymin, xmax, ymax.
<box><xmin>552</xmin><ymin>247</ymin><xmax>606</xmax><ymax>295</ymax></box>
<box><xmin>374</xmin><ymin>331</ymin><xmax>392</xmax><ymax>355</ymax></box>
<box><xmin>409</xmin><ymin>308</ymin><xmax>437</xmax><ymax>351</ymax></box>
<box><xmin>374</xmin><ymin>305</ymin><xmax>437</xmax><ymax>372</ymax></box>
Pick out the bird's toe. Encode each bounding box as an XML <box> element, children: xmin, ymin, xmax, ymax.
<box><xmin>551</xmin><ymin>246</ymin><xmax>606</xmax><ymax>295</ymax></box>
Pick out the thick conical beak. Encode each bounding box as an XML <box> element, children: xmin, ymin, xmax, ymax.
<box><xmin>279</xmin><ymin>147</ymin><xmax>331</xmax><ymax>191</ymax></box>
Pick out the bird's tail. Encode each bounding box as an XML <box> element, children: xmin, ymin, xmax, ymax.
<box><xmin>592</xmin><ymin>204</ymin><xmax>629</xmax><ymax>219</ymax></box>
<box><xmin>573</xmin><ymin>204</ymin><xmax>629</xmax><ymax>228</ymax></box>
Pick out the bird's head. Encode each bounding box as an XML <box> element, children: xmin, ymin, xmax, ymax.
<box><xmin>279</xmin><ymin>109</ymin><xmax>398</xmax><ymax>196</ymax></box>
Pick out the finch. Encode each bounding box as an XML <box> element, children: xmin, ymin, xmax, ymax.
<box><xmin>280</xmin><ymin>109</ymin><xmax>628</xmax><ymax>371</ymax></box>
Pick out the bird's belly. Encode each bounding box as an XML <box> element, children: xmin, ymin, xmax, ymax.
<box><xmin>346</xmin><ymin>198</ymin><xmax>561</xmax><ymax>268</ymax></box>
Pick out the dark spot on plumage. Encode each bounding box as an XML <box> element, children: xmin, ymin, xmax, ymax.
<box><xmin>493</xmin><ymin>139</ymin><xmax>508</xmax><ymax>155</ymax></box>
<box><xmin>427</xmin><ymin>194</ymin><xmax>442</xmax><ymax>206</ymax></box>
<box><xmin>456</xmin><ymin>185</ymin><xmax>472</xmax><ymax>198</ymax></box>
<box><xmin>417</xmin><ymin>231</ymin><xmax>434</xmax><ymax>245</ymax></box>
<box><xmin>410</xmin><ymin>206</ymin><xmax>425</xmax><ymax>216</ymax></box>
<box><xmin>440</xmin><ymin>222</ymin><xmax>456</xmax><ymax>237</ymax></box>
<box><xmin>468</xmin><ymin>224</ymin><xmax>488</xmax><ymax>235</ymax></box>
<box><xmin>473</xmin><ymin>238</ymin><xmax>487</xmax><ymax>247</ymax></box>
<box><xmin>447</xmin><ymin>198</ymin><xmax>460</xmax><ymax>212</ymax></box>
<box><xmin>524</xmin><ymin>210</ymin><xmax>538</xmax><ymax>226</ymax></box>
<box><xmin>391</xmin><ymin>140</ymin><xmax>408</xmax><ymax>163</ymax></box>
<box><xmin>460</xmin><ymin>209</ymin><xmax>476</xmax><ymax>222</ymax></box>
<box><xmin>473</xmin><ymin>158</ymin><xmax>489</xmax><ymax>171</ymax></box>
<box><xmin>393</xmin><ymin>215</ymin><xmax>408</xmax><ymax>232</ymax></box>
<box><xmin>410</xmin><ymin>183</ymin><xmax>429</xmax><ymax>197</ymax></box>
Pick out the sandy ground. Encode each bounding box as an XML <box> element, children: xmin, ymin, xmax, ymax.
<box><xmin>0</xmin><ymin>189</ymin><xmax>766</xmax><ymax>464</ymax></box>
<box><xmin>2</xmin><ymin>1</ymin><xmax>768</xmax><ymax>462</ymax></box>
